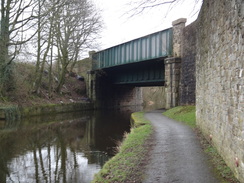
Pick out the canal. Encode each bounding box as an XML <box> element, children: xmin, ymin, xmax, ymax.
<box><xmin>0</xmin><ymin>107</ymin><xmax>140</xmax><ymax>183</ymax></box>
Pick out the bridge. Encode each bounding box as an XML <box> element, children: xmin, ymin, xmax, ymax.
<box><xmin>91</xmin><ymin>28</ymin><xmax>172</xmax><ymax>86</ymax></box>
<box><xmin>88</xmin><ymin>18</ymin><xmax>187</xmax><ymax>109</ymax></box>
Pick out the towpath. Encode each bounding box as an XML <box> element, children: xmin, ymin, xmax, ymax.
<box><xmin>143</xmin><ymin>110</ymin><xmax>221</xmax><ymax>183</ymax></box>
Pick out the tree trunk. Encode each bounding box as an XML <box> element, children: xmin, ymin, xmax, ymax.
<box><xmin>33</xmin><ymin>0</ymin><xmax>42</xmax><ymax>93</ymax></box>
<box><xmin>0</xmin><ymin>0</ymin><xmax>14</xmax><ymax>95</ymax></box>
<box><xmin>56</xmin><ymin>64</ymin><xmax>68</xmax><ymax>94</ymax></box>
<box><xmin>48</xmin><ymin>40</ymin><xmax>54</xmax><ymax>97</ymax></box>
<box><xmin>34</xmin><ymin>4</ymin><xmax>54</xmax><ymax>95</ymax></box>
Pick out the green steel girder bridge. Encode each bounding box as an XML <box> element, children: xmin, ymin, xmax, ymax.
<box><xmin>92</xmin><ymin>28</ymin><xmax>173</xmax><ymax>86</ymax></box>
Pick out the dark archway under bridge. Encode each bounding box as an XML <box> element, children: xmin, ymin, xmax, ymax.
<box><xmin>91</xmin><ymin>58</ymin><xmax>166</xmax><ymax>108</ymax></box>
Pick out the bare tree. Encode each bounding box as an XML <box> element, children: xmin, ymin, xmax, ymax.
<box><xmin>0</xmin><ymin>0</ymin><xmax>102</xmax><ymax>98</ymax></box>
<box><xmin>127</xmin><ymin>0</ymin><xmax>202</xmax><ymax>17</ymax></box>
<box><xmin>31</xmin><ymin>0</ymin><xmax>102</xmax><ymax>95</ymax></box>
<box><xmin>0</xmin><ymin>0</ymin><xmax>37</xmax><ymax>96</ymax></box>
<box><xmin>54</xmin><ymin>0</ymin><xmax>102</xmax><ymax>93</ymax></box>
<box><xmin>32</xmin><ymin>0</ymin><xmax>58</xmax><ymax>95</ymax></box>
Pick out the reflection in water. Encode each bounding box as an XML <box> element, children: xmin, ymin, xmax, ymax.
<box><xmin>7</xmin><ymin>147</ymin><xmax>100</xmax><ymax>183</ymax></box>
<box><xmin>0</xmin><ymin>107</ymin><xmax>140</xmax><ymax>183</ymax></box>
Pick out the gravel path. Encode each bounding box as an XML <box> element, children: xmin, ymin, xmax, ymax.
<box><xmin>143</xmin><ymin>110</ymin><xmax>221</xmax><ymax>183</ymax></box>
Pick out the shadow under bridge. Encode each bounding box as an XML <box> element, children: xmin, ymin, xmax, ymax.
<box><xmin>92</xmin><ymin>28</ymin><xmax>173</xmax><ymax>86</ymax></box>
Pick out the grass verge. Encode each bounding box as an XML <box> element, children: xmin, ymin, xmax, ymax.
<box><xmin>163</xmin><ymin>106</ymin><xmax>239</xmax><ymax>183</ymax></box>
<box><xmin>92</xmin><ymin>112</ymin><xmax>152</xmax><ymax>183</ymax></box>
<box><xmin>163</xmin><ymin>105</ymin><xmax>196</xmax><ymax>128</ymax></box>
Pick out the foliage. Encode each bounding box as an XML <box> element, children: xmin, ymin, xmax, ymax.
<box><xmin>163</xmin><ymin>105</ymin><xmax>196</xmax><ymax>128</ymax></box>
<box><xmin>1</xmin><ymin>106</ymin><xmax>21</xmax><ymax>126</ymax></box>
<box><xmin>92</xmin><ymin>112</ymin><xmax>152</xmax><ymax>183</ymax></box>
<box><xmin>14</xmin><ymin>63</ymin><xmax>35</xmax><ymax>97</ymax></box>
<box><xmin>0</xmin><ymin>62</ymin><xmax>35</xmax><ymax>103</ymax></box>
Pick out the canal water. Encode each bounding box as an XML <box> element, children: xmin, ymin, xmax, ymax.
<box><xmin>0</xmin><ymin>107</ymin><xmax>140</xmax><ymax>183</ymax></box>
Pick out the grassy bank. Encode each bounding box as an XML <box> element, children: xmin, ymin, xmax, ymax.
<box><xmin>92</xmin><ymin>112</ymin><xmax>153</xmax><ymax>183</ymax></box>
<box><xmin>163</xmin><ymin>106</ymin><xmax>239</xmax><ymax>183</ymax></box>
<box><xmin>163</xmin><ymin>105</ymin><xmax>196</xmax><ymax>128</ymax></box>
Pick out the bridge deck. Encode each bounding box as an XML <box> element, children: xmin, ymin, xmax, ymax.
<box><xmin>92</xmin><ymin>28</ymin><xmax>173</xmax><ymax>70</ymax></box>
<box><xmin>104</xmin><ymin>58</ymin><xmax>165</xmax><ymax>86</ymax></box>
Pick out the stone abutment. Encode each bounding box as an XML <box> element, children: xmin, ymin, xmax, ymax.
<box><xmin>196</xmin><ymin>0</ymin><xmax>244</xmax><ymax>181</ymax></box>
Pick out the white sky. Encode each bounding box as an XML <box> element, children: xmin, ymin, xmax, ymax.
<box><xmin>92</xmin><ymin>0</ymin><xmax>202</xmax><ymax>51</ymax></box>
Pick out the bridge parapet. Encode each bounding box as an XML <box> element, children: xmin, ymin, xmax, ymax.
<box><xmin>92</xmin><ymin>28</ymin><xmax>173</xmax><ymax>70</ymax></box>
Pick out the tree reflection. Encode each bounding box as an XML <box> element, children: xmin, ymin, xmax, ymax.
<box><xmin>33</xmin><ymin>148</ymin><xmax>39</xmax><ymax>183</ymax></box>
<box><xmin>0</xmin><ymin>116</ymin><xmax>109</xmax><ymax>183</ymax></box>
<box><xmin>0</xmin><ymin>109</ymin><xmax>134</xmax><ymax>183</ymax></box>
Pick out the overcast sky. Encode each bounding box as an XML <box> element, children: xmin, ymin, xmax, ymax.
<box><xmin>92</xmin><ymin>0</ymin><xmax>203</xmax><ymax>51</ymax></box>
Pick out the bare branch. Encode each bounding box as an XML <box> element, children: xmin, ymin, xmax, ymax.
<box><xmin>125</xmin><ymin>0</ymin><xmax>202</xmax><ymax>19</ymax></box>
<box><xmin>126</xmin><ymin>0</ymin><xmax>178</xmax><ymax>17</ymax></box>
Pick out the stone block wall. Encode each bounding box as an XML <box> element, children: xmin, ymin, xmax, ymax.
<box><xmin>180</xmin><ymin>22</ymin><xmax>197</xmax><ymax>105</ymax></box>
<box><xmin>164</xmin><ymin>57</ymin><xmax>181</xmax><ymax>109</ymax></box>
<box><xmin>142</xmin><ymin>86</ymin><xmax>166</xmax><ymax>110</ymax></box>
<box><xmin>196</xmin><ymin>0</ymin><xmax>244</xmax><ymax>181</ymax></box>
<box><xmin>172</xmin><ymin>18</ymin><xmax>187</xmax><ymax>57</ymax></box>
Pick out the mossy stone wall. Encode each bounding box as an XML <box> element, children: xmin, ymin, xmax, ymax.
<box><xmin>0</xmin><ymin>102</ymin><xmax>94</xmax><ymax>120</ymax></box>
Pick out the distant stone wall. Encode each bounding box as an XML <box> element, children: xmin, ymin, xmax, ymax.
<box><xmin>93</xmin><ymin>71</ymin><xmax>143</xmax><ymax>108</ymax></box>
<box><xmin>196</xmin><ymin>0</ymin><xmax>244</xmax><ymax>181</ymax></box>
<box><xmin>180</xmin><ymin>22</ymin><xmax>197</xmax><ymax>105</ymax></box>
<box><xmin>142</xmin><ymin>87</ymin><xmax>166</xmax><ymax>110</ymax></box>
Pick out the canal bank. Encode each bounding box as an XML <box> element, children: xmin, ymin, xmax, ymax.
<box><xmin>0</xmin><ymin>102</ymin><xmax>94</xmax><ymax>121</ymax></box>
<box><xmin>92</xmin><ymin>112</ymin><xmax>153</xmax><ymax>183</ymax></box>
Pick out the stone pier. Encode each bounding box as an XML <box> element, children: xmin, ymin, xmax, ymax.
<box><xmin>164</xmin><ymin>18</ymin><xmax>186</xmax><ymax>109</ymax></box>
<box><xmin>164</xmin><ymin>57</ymin><xmax>181</xmax><ymax>109</ymax></box>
